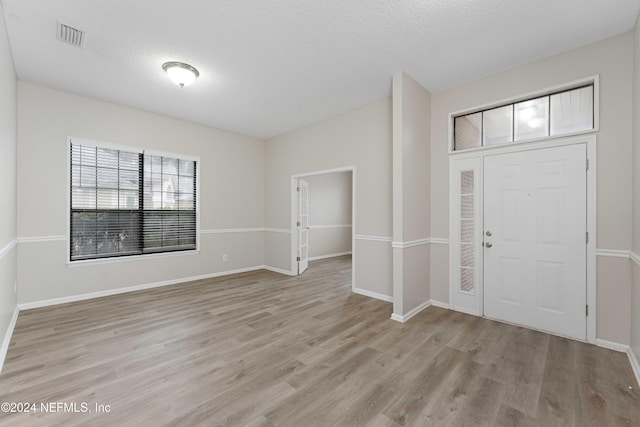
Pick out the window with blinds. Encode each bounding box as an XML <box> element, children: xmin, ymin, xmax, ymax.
<box><xmin>70</xmin><ymin>141</ymin><xmax>197</xmax><ymax>261</ymax></box>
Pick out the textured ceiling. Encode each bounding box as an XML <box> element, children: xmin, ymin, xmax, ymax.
<box><xmin>2</xmin><ymin>0</ymin><xmax>639</xmax><ymax>139</ymax></box>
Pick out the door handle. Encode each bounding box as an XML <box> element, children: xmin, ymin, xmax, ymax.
<box><xmin>485</xmin><ymin>242</ymin><xmax>493</xmax><ymax>248</ymax></box>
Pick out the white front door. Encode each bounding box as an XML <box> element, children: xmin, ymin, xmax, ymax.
<box><xmin>297</xmin><ymin>179</ymin><xmax>309</xmax><ymax>275</ymax></box>
<box><xmin>483</xmin><ymin>144</ymin><xmax>587</xmax><ymax>340</ymax></box>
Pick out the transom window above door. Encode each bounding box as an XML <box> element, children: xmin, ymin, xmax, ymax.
<box><xmin>452</xmin><ymin>80</ymin><xmax>596</xmax><ymax>152</ymax></box>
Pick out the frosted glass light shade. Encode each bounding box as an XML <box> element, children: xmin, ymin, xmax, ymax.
<box><xmin>162</xmin><ymin>62</ymin><xmax>199</xmax><ymax>87</ymax></box>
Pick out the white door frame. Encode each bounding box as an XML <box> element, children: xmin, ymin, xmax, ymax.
<box><xmin>449</xmin><ymin>135</ymin><xmax>596</xmax><ymax>344</ymax></box>
<box><xmin>297</xmin><ymin>178</ymin><xmax>310</xmax><ymax>274</ymax></box>
<box><xmin>290</xmin><ymin>166</ymin><xmax>356</xmax><ymax>289</ymax></box>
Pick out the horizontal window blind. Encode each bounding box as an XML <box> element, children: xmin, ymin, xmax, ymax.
<box><xmin>142</xmin><ymin>154</ymin><xmax>197</xmax><ymax>254</ymax></box>
<box><xmin>70</xmin><ymin>142</ymin><xmax>197</xmax><ymax>261</ymax></box>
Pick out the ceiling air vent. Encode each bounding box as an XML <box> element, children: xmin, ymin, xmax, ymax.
<box><xmin>56</xmin><ymin>22</ymin><xmax>84</xmax><ymax>48</ymax></box>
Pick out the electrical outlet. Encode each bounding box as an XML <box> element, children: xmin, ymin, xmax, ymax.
<box><xmin>222</xmin><ymin>254</ymin><xmax>228</xmax><ymax>262</ymax></box>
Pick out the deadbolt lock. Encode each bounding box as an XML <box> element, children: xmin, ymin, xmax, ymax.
<box><xmin>485</xmin><ymin>230</ymin><xmax>492</xmax><ymax>237</ymax></box>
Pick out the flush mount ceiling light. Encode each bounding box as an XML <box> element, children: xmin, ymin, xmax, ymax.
<box><xmin>162</xmin><ymin>61</ymin><xmax>199</xmax><ymax>88</ymax></box>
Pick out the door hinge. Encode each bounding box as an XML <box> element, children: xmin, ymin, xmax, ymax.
<box><xmin>586</xmin><ymin>158</ymin><xmax>589</xmax><ymax>171</ymax></box>
<box><xmin>586</xmin><ymin>232</ymin><xmax>589</xmax><ymax>244</ymax></box>
<box><xmin>296</xmin><ymin>256</ymin><xmax>301</xmax><ymax>262</ymax></box>
<box><xmin>586</xmin><ymin>304</ymin><xmax>589</xmax><ymax>316</ymax></box>
<box><xmin>297</xmin><ymin>186</ymin><xmax>301</xmax><ymax>192</ymax></box>
<box><xmin>297</xmin><ymin>221</ymin><xmax>301</xmax><ymax>227</ymax></box>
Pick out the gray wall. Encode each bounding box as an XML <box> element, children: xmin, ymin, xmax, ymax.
<box><xmin>265</xmin><ymin>99</ymin><xmax>393</xmax><ymax>298</ymax></box>
<box><xmin>631</xmin><ymin>12</ymin><xmax>640</xmax><ymax>367</ymax></box>
<box><xmin>16</xmin><ymin>82</ymin><xmax>265</xmax><ymax>304</ymax></box>
<box><xmin>0</xmin><ymin>2</ymin><xmax>18</xmax><ymax>366</ymax></box>
<box><xmin>392</xmin><ymin>72</ymin><xmax>431</xmax><ymax>317</ymax></box>
<box><xmin>305</xmin><ymin>172</ymin><xmax>352</xmax><ymax>260</ymax></box>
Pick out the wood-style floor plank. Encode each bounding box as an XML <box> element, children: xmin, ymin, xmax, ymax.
<box><xmin>0</xmin><ymin>256</ymin><xmax>638</xmax><ymax>426</ymax></box>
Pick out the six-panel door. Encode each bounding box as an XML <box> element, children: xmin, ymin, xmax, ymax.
<box><xmin>483</xmin><ymin>144</ymin><xmax>587</xmax><ymax>340</ymax></box>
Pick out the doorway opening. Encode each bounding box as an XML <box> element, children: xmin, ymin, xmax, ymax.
<box><xmin>290</xmin><ymin>167</ymin><xmax>355</xmax><ymax>286</ymax></box>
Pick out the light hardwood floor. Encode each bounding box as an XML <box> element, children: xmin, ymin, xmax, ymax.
<box><xmin>0</xmin><ymin>255</ymin><xmax>638</xmax><ymax>426</ymax></box>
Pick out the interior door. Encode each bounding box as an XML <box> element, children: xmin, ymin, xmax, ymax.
<box><xmin>297</xmin><ymin>179</ymin><xmax>309</xmax><ymax>274</ymax></box>
<box><xmin>483</xmin><ymin>144</ymin><xmax>586</xmax><ymax>340</ymax></box>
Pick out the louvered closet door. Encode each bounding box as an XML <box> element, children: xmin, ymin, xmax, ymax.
<box><xmin>483</xmin><ymin>144</ymin><xmax>587</xmax><ymax>340</ymax></box>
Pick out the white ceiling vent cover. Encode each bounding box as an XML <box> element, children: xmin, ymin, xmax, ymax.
<box><xmin>56</xmin><ymin>22</ymin><xmax>84</xmax><ymax>48</ymax></box>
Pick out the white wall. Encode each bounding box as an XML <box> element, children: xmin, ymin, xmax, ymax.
<box><xmin>305</xmin><ymin>172</ymin><xmax>352</xmax><ymax>260</ymax></box>
<box><xmin>392</xmin><ymin>72</ymin><xmax>431</xmax><ymax>318</ymax></box>
<box><xmin>265</xmin><ymin>99</ymin><xmax>393</xmax><ymax>298</ymax></box>
<box><xmin>0</xmin><ymin>2</ymin><xmax>18</xmax><ymax>369</ymax></box>
<box><xmin>631</xmin><ymin>12</ymin><xmax>640</xmax><ymax>370</ymax></box>
<box><xmin>16</xmin><ymin>82</ymin><xmax>265</xmax><ymax>304</ymax></box>
<box><xmin>430</xmin><ymin>33</ymin><xmax>634</xmax><ymax>345</ymax></box>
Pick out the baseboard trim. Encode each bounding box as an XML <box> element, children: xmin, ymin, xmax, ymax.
<box><xmin>0</xmin><ymin>306</ymin><xmax>19</xmax><ymax>374</ymax></box>
<box><xmin>352</xmin><ymin>287</ymin><xmax>393</xmax><ymax>303</ymax></box>
<box><xmin>429</xmin><ymin>299</ymin><xmax>450</xmax><ymax>309</ymax></box>
<box><xmin>448</xmin><ymin>305</ymin><xmax>481</xmax><ymax>316</ymax></box>
<box><xmin>631</xmin><ymin>251</ymin><xmax>640</xmax><ymax>268</ymax></box>
<box><xmin>390</xmin><ymin>299</ymin><xmax>431</xmax><ymax>323</ymax></box>
<box><xmin>628</xmin><ymin>347</ymin><xmax>640</xmax><ymax>387</ymax></box>
<box><xmin>595</xmin><ymin>338</ymin><xmax>629</xmax><ymax>353</ymax></box>
<box><xmin>309</xmin><ymin>252</ymin><xmax>352</xmax><ymax>261</ymax></box>
<box><xmin>17</xmin><ymin>265</ymin><xmax>268</xmax><ymax>310</ymax></box>
<box><xmin>390</xmin><ymin>313</ymin><xmax>404</xmax><ymax>322</ymax></box>
<box><xmin>262</xmin><ymin>265</ymin><xmax>296</xmax><ymax>276</ymax></box>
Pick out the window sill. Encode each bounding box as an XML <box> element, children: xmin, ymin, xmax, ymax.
<box><xmin>67</xmin><ymin>249</ymin><xmax>200</xmax><ymax>267</ymax></box>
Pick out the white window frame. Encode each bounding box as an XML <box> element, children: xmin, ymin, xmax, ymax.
<box><xmin>66</xmin><ymin>137</ymin><xmax>201</xmax><ymax>266</ymax></box>
<box><xmin>448</xmin><ymin>75</ymin><xmax>600</xmax><ymax>154</ymax></box>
